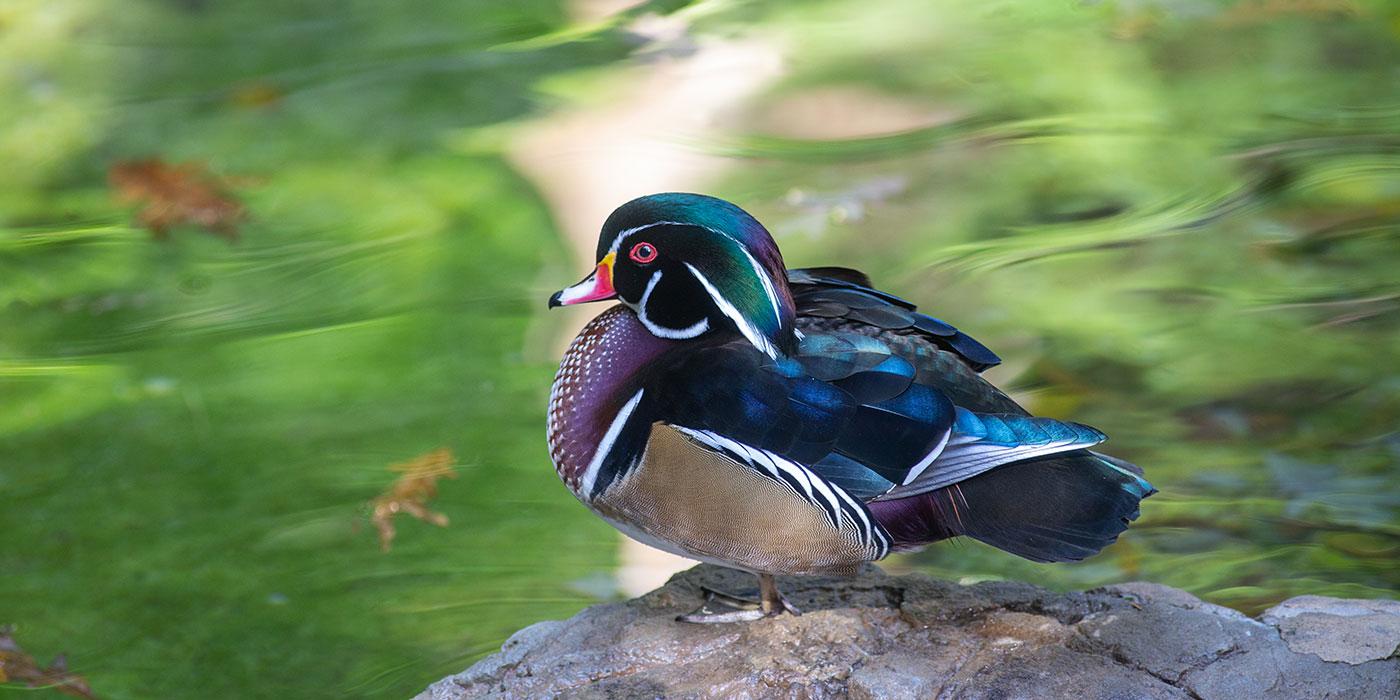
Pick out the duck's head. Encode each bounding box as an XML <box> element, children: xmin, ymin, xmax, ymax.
<box><xmin>549</xmin><ymin>193</ymin><xmax>796</xmax><ymax>358</ymax></box>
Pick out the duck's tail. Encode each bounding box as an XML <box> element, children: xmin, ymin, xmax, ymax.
<box><xmin>867</xmin><ymin>450</ymin><xmax>1155</xmax><ymax>562</ymax></box>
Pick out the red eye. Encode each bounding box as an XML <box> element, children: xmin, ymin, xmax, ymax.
<box><xmin>629</xmin><ymin>242</ymin><xmax>658</xmax><ymax>264</ymax></box>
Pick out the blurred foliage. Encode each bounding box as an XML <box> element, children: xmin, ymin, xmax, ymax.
<box><xmin>711</xmin><ymin>0</ymin><xmax>1400</xmax><ymax>611</ymax></box>
<box><xmin>1</xmin><ymin>1</ymin><xmax>651</xmax><ymax>697</ymax></box>
<box><xmin>2</xmin><ymin>0</ymin><xmax>1398</xmax><ymax>698</ymax></box>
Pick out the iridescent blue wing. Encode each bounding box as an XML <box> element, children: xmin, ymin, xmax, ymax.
<box><xmin>638</xmin><ymin>330</ymin><xmax>1151</xmax><ymax>563</ymax></box>
<box><xmin>644</xmin><ymin>334</ymin><xmax>1104</xmax><ymax>503</ymax></box>
<box><xmin>878</xmin><ymin>408</ymin><xmax>1107</xmax><ymax>499</ymax></box>
<box><xmin>643</xmin><ymin>338</ymin><xmax>952</xmax><ymax>499</ymax></box>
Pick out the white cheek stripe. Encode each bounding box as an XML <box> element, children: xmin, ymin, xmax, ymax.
<box><xmin>607</xmin><ymin>220</ymin><xmax>784</xmax><ymax>332</ymax></box>
<box><xmin>686</xmin><ymin>263</ymin><xmax>779</xmax><ymax>359</ymax></box>
<box><xmin>637</xmin><ymin>270</ymin><xmax>710</xmax><ymax>339</ymax></box>
<box><xmin>579</xmin><ymin>389</ymin><xmax>645</xmax><ymax>499</ymax></box>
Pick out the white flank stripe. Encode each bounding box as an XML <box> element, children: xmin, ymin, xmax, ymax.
<box><xmin>803</xmin><ymin>469</ymin><xmax>842</xmax><ymax>515</ymax></box>
<box><xmin>685</xmin><ymin>263</ymin><xmax>779</xmax><ymax>359</ymax></box>
<box><xmin>772</xmin><ymin>456</ymin><xmax>816</xmax><ymax>500</ymax></box>
<box><xmin>676</xmin><ymin>426</ymin><xmax>706</xmax><ymax>443</ymax></box>
<box><xmin>672</xmin><ymin>426</ymin><xmax>887</xmax><ymax>554</ymax></box>
<box><xmin>579</xmin><ymin>389</ymin><xmax>645</xmax><ymax>499</ymax></box>
<box><xmin>722</xmin><ymin>436</ymin><xmax>777</xmax><ymax>477</ymax></box>
<box><xmin>830</xmin><ymin>482</ymin><xmax>879</xmax><ymax>552</ymax></box>
<box><xmin>744</xmin><ymin>444</ymin><xmax>781</xmax><ymax>476</ymax></box>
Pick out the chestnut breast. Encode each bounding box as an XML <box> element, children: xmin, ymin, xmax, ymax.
<box><xmin>547</xmin><ymin>305</ymin><xmax>677</xmax><ymax>493</ymax></box>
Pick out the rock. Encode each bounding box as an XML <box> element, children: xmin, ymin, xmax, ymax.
<box><xmin>1262</xmin><ymin>596</ymin><xmax>1400</xmax><ymax>665</ymax></box>
<box><xmin>417</xmin><ymin>565</ymin><xmax>1400</xmax><ymax>700</ymax></box>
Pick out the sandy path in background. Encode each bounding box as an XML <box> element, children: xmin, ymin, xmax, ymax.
<box><xmin>507</xmin><ymin>4</ymin><xmax>784</xmax><ymax>596</ymax></box>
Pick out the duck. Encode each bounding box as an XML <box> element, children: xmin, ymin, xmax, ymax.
<box><xmin>546</xmin><ymin>193</ymin><xmax>1155</xmax><ymax>623</ymax></box>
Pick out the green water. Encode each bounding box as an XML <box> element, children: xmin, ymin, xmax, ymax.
<box><xmin>2</xmin><ymin>1</ymin><xmax>1397</xmax><ymax>698</ymax></box>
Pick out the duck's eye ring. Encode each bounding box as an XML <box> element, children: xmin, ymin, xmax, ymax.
<box><xmin>629</xmin><ymin>242</ymin><xmax>658</xmax><ymax>264</ymax></box>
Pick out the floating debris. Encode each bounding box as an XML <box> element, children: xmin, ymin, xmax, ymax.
<box><xmin>370</xmin><ymin>448</ymin><xmax>457</xmax><ymax>552</ymax></box>
<box><xmin>0</xmin><ymin>627</ymin><xmax>97</xmax><ymax>699</ymax></box>
<box><xmin>108</xmin><ymin>159</ymin><xmax>246</xmax><ymax>242</ymax></box>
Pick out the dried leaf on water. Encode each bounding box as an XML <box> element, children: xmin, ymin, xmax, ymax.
<box><xmin>0</xmin><ymin>627</ymin><xmax>97</xmax><ymax>699</ymax></box>
<box><xmin>370</xmin><ymin>448</ymin><xmax>457</xmax><ymax>552</ymax></box>
<box><xmin>108</xmin><ymin>159</ymin><xmax>246</xmax><ymax>241</ymax></box>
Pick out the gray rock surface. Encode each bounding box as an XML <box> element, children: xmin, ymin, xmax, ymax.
<box><xmin>417</xmin><ymin>565</ymin><xmax>1399</xmax><ymax>700</ymax></box>
<box><xmin>1261</xmin><ymin>595</ymin><xmax>1400</xmax><ymax>665</ymax></box>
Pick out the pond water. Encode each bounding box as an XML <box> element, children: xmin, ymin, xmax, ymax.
<box><xmin>2</xmin><ymin>1</ymin><xmax>1397</xmax><ymax>698</ymax></box>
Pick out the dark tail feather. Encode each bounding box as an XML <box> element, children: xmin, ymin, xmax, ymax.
<box><xmin>868</xmin><ymin>450</ymin><xmax>1155</xmax><ymax>563</ymax></box>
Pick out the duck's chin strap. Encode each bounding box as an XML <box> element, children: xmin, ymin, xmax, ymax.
<box><xmin>675</xmin><ymin>573</ymin><xmax>803</xmax><ymax>624</ymax></box>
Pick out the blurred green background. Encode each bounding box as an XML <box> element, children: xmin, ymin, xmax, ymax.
<box><xmin>2</xmin><ymin>0</ymin><xmax>1397</xmax><ymax>697</ymax></box>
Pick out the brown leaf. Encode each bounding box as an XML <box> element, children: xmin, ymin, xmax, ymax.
<box><xmin>108</xmin><ymin>159</ymin><xmax>246</xmax><ymax>242</ymax></box>
<box><xmin>0</xmin><ymin>627</ymin><xmax>98</xmax><ymax>699</ymax></box>
<box><xmin>369</xmin><ymin>448</ymin><xmax>458</xmax><ymax>552</ymax></box>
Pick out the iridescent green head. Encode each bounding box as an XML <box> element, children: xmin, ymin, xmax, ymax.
<box><xmin>549</xmin><ymin>193</ymin><xmax>797</xmax><ymax>358</ymax></box>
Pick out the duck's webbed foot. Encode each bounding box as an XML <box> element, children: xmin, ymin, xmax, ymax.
<box><xmin>676</xmin><ymin>573</ymin><xmax>801</xmax><ymax>623</ymax></box>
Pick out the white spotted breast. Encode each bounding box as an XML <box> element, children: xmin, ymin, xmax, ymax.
<box><xmin>547</xmin><ymin>305</ymin><xmax>677</xmax><ymax>493</ymax></box>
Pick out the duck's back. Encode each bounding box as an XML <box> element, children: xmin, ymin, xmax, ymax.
<box><xmin>789</xmin><ymin>267</ymin><xmax>1020</xmax><ymax>414</ymax></box>
<box><xmin>787</xmin><ymin>267</ymin><xmax>1154</xmax><ymax>561</ymax></box>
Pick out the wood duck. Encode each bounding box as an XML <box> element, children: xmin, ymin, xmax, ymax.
<box><xmin>547</xmin><ymin>193</ymin><xmax>1155</xmax><ymax>623</ymax></box>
